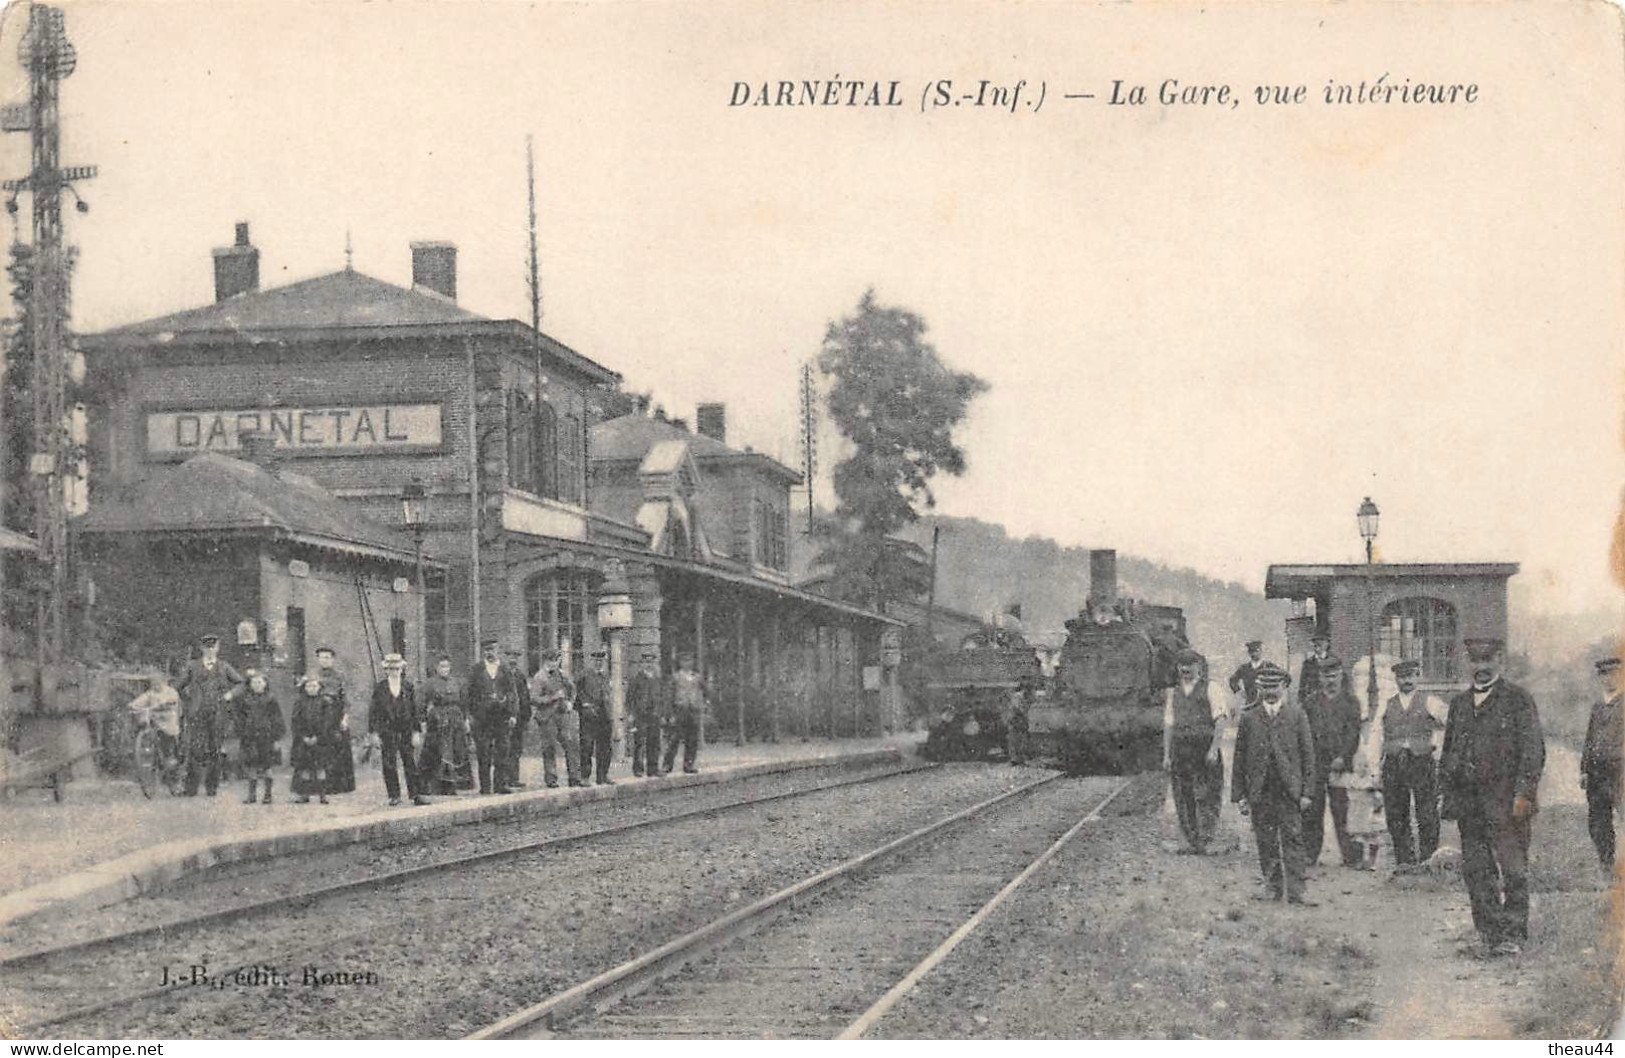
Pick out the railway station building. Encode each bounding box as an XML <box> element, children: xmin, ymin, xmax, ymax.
<box><xmin>1263</xmin><ymin>561</ymin><xmax>1519</xmax><ymax>695</ymax></box>
<box><xmin>79</xmin><ymin>224</ymin><xmax>900</xmax><ymax>744</ymax></box>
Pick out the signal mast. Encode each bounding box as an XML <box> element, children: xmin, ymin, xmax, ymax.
<box><xmin>3</xmin><ymin>3</ymin><xmax>96</xmax><ymax>667</ymax></box>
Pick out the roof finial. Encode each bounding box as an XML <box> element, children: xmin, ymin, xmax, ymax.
<box><xmin>344</xmin><ymin>228</ymin><xmax>354</xmax><ymax>271</ymax></box>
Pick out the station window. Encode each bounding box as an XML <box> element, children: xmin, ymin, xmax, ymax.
<box><xmin>423</xmin><ymin>571</ymin><xmax>447</xmax><ymax>657</ymax></box>
<box><xmin>508</xmin><ymin>389</ymin><xmax>562</xmax><ymax>501</ymax></box>
<box><xmin>525</xmin><ymin>571</ymin><xmax>596</xmax><ymax>677</ymax></box>
<box><xmin>754</xmin><ymin>499</ymin><xmax>787</xmax><ymax>570</ymax></box>
<box><xmin>558</xmin><ymin>413</ymin><xmax>583</xmax><ymax>504</ymax></box>
<box><xmin>1380</xmin><ymin>596</ymin><xmax>1458</xmax><ymax>682</ymax></box>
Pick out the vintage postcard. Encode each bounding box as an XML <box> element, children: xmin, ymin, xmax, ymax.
<box><xmin>0</xmin><ymin>0</ymin><xmax>1620</xmax><ymax>1043</ymax></box>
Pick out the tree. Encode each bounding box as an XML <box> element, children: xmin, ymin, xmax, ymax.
<box><xmin>814</xmin><ymin>290</ymin><xmax>987</xmax><ymax>612</ymax></box>
<box><xmin>587</xmin><ymin>381</ymin><xmax>653</xmax><ymax>424</ymax></box>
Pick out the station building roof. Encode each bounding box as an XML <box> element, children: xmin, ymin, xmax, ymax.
<box><xmin>79</xmin><ymin>451</ymin><xmax>441</xmax><ymax>567</ymax></box>
<box><xmin>84</xmin><ymin>269</ymin><xmax>619</xmax><ymax>386</ymax></box>
<box><xmin>1265</xmin><ymin>562</ymin><xmax>1520</xmax><ymax>600</ymax></box>
<box><xmin>591</xmin><ymin>414</ymin><xmax>802</xmax><ymax>483</ymax></box>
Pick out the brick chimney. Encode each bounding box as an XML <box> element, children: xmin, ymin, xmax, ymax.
<box><xmin>696</xmin><ymin>403</ymin><xmax>726</xmax><ymax>444</ymax></box>
<box><xmin>212</xmin><ymin>222</ymin><xmax>259</xmax><ymax>302</ymax></box>
<box><xmin>411</xmin><ymin>241</ymin><xmax>457</xmax><ymax>301</ymax></box>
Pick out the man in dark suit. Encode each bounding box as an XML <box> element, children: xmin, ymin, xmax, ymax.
<box><xmin>1297</xmin><ymin>632</ymin><xmax>1339</xmax><ymax>704</ymax></box>
<box><xmin>1232</xmin><ymin>663</ymin><xmax>1318</xmax><ymax>904</ymax></box>
<box><xmin>174</xmin><ymin>633</ymin><xmax>245</xmax><ymax>796</ymax></box>
<box><xmin>1228</xmin><ymin>639</ymin><xmax>1266</xmax><ymax>707</ymax></box>
<box><xmin>1581</xmin><ymin>656</ymin><xmax>1623</xmax><ymax>869</ymax></box>
<box><xmin>626</xmin><ymin>649</ymin><xmax>664</xmax><ymax>778</ymax></box>
<box><xmin>1440</xmin><ymin>637</ymin><xmax>1545</xmax><ymax>957</ymax></box>
<box><xmin>465</xmin><ymin>637</ymin><xmax>521</xmax><ymax>794</ymax></box>
<box><xmin>1301</xmin><ymin>658</ymin><xmax>1364</xmax><ymax>868</ymax></box>
<box><xmin>368</xmin><ymin>652</ymin><xmax>429</xmax><ymax>806</ymax></box>
<box><xmin>577</xmin><ymin>649</ymin><xmax>614</xmax><ymax>785</ymax></box>
<box><xmin>501</xmin><ymin>648</ymin><xmax>532</xmax><ymax>790</ymax></box>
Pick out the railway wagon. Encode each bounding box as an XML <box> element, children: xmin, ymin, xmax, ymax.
<box><xmin>918</xmin><ymin>620</ymin><xmax>1042</xmax><ymax>762</ymax></box>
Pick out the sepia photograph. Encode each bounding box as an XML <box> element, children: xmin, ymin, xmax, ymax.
<box><xmin>0</xmin><ymin>0</ymin><xmax>1621</xmax><ymax>1042</ymax></box>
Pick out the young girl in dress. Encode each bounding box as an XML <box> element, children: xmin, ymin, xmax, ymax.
<box><xmin>291</xmin><ymin>674</ymin><xmax>334</xmax><ymax>804</ymax></box>
<box><xmin>1332</xmin><ymin>690</ymin><xmax>1387</xmax><ymax>869</ymax></box>
<box><xmin>234</xmin><ymin>669</ymin><xmax>286</xmax><ymax>804</ymax></box>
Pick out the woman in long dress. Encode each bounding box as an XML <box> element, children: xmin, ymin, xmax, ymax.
<box><xmin>323</xmin><ymin>681</ymin><xmax>357</xmax><ymax>796</ymax></box>
<box><xmin>419</xmin><ymin>655</ymin><xmax>473</xmax><ymax>795</ymax></box>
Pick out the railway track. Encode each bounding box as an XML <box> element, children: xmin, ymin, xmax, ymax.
<box><xmin>3</xmin><ymin>758</ymin><xmax>942</xmax><ymax>1035</ymax></box>
<box><xmin>474</xmin><ymin>773</ymin><xmax>1136</xmax><ymax>1040</ymax></box>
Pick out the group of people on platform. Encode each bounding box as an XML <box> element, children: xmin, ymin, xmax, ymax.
<box><xmin>1163</xmin><ymin>631</ymin><xmax>1622</xmax><ymax>959</ymax></box>
<box><xmin>124</xmin><ymin>632</ymin><xmax>714</xmax><ymax>808</ymax></box>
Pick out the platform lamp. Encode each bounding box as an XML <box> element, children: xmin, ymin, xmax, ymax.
<box><xmin>401</xmin><ymin>478</ymin><xmax>429</xmax><ymax>680</ymax></box>
<box><xmin>1356</xmin><ymin>496</ymin><xmax>1380</xmax><ymax>711</ymax></box>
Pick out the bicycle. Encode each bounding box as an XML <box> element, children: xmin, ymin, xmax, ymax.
<box><xmin>129</xmin><ymin>703</ymin><xmax>184</xmax><ymax>799</ymax></box>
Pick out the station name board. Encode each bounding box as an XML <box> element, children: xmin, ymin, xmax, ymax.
<box><xmin>146</xmin><ymin>403</ymin><xmax>442</xmax><ymax>457</ymax></box>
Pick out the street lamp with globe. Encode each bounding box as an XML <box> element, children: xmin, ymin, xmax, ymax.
<box><xmin>1357</xmin><ymin>497</ymin><xmax>1380</xmax><ymax>710</ymax></box>
<box><xmin>401</xmin><ymin>478</ymin><xmax>429</xmax><ymax>678</ymax></box>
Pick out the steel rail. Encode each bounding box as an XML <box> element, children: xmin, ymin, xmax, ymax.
<box><xmin>836</xmin><ymin>775</ymin><xmax>1135</xmax><ymax>1038</ymax></box>
<box><xmin>11</xmin><ymin>760</ymin><xmax>938</xmax><ymax>1033</ymax></box>
<box><xmin>470</xmin><ymin>771</ymin><xmax>1064</xmax><ymax>1040</ymax></box>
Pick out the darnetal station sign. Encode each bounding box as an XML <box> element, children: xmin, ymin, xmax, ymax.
<box><xmin>146</xmin><ymin>402</ymin><xmax>443</xmax><ymax>458</ymax></box>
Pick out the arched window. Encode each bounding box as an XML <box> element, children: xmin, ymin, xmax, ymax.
<box><xmin>525</xmin><ymin>571</ymin><xmax>597</xmax><ymax>677</ymax></box>
<box><xmin>1380</xmin><ymin>596</ymin><xmax>1458</xmax><ymax>681</ymax></box>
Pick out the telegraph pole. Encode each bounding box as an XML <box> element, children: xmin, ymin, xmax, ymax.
<box><xmin>526</xmin><ymin>135</ymin><xmax>543</xmax><ymax>425</ymax></box>
<box><xmin>4</xmin><ymin>4</ymin><xmax>96</xmax><ymax>667</ymax></box>
<box><xmin>799</xmin><ymin>362</ymin><xmax>817</xmax><ymax>534</ymax></box>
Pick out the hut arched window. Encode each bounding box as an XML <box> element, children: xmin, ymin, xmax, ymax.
<box><xmin>1380</xmin><ymin>596</ymin><xmax>1459</xmax><ymax>682</ymax></box>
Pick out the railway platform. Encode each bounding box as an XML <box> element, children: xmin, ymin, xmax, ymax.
<box><xmin>0</xmin><ymin>736</ymin><xmax>920</xmax><ymax>931</ymax></box>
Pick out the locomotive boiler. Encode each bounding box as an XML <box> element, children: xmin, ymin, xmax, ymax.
<box><xmin>1039</xmin><ymin>550</ymin><xmax>1188</xmax><ymax>774</ymax></box>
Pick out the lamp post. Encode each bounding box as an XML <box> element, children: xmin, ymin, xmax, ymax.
<box><xmin>1356</xmin><ymin>496</ymin><xmax>1380</xmax><ymax>711</ymax></box>
<box><xmin>401</xmin><ymin>478</ymin><xmax>429</xmax><ymax>680</ymax></box>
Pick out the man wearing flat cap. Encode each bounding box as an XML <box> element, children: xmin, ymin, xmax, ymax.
<box><xmin>1581</xmin><ymin>656</ymin><xmax>1623</xmax><ymax>869</ymax></box>
<box><xmin>626</xmin><ymin>649</ymin><xmax>665</xmax><ymax>778</ymax></box>
<box><xmin>577</xmin><ymin>648</ymin><xmax>614</xmax><ymax>785</ymax></box>
<box><xmin>1301</xmin><ymin>657</ymin><xmax>1364</xmax><ymax>868</ymax></box>
<box><xmin>530</xmin><ymin>649</ymin><xmax>583</xmax><ymax>788</ymax></box>
<box><xmin>1228</xmin><ymin>640</ymin><xmax>1267</xmax><ymax>708</ymax></box>
<box><xmin>1232</xmin><ymin>662</ymin><xmax>1318</xmax><ymax>904</ymax></box>
<box><xmin>1440</xmin><ymin>637</ymin><xmax>1545</xmax><ymax>956</ymax></box>
<box><xmin>466</xmin><ymin>637</ymin><xmax>521</xmax><ymax>794</ymax></box>
<box><xmin>1163</xmin><ymin>648</ymin><xmax>1229</xmax><ymax>854</ymax></box>
<box><xmin>500</xmin><ymin>648</ymin><xmax>532</xmax><ymax>790</ymax></box>
<box><xmin>1372</xmin><ymin>658</ymin><xmax>1448</xmax><ymax>866</ymax></box>
<box><xmin>370</xmin><ymin>653</ymin><xmax>428</xmax><ymax>806</ymax></box>
<box><xmin>1297</xmin><ymin>631</ymin><xmax>1347</xmax><ymax>705</ymax></box>
<box><xmin>175</xmin><ymin>633</ymin><xmax>244</xmax><ymax>796</ymax></box>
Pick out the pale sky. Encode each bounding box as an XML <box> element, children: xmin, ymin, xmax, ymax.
<box><xmin>7</xmin><ymin>0</ymin><xmax>1622</xmax><ymax>614</ymax></box>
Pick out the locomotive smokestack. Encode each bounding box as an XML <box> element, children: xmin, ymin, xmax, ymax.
<box><xmin>1088</xmin><ymin>549</ymin><xmax>1118</xmax><ymax>609</ymax></box>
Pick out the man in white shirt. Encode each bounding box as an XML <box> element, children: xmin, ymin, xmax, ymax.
<box><xmin>1373</xmin><ymin>658</ymin><xmax>1448</xmax><ymax>865</ymax></box>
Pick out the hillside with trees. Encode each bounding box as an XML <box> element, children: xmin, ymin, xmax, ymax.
<box><xmin>894</xmin><ymin>514</ymin><xmax>1291</xmax><ymax>661</ymax></box>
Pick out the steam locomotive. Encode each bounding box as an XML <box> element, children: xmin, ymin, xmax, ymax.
<box><xmin>921</xmin><ymin>549</ymin><xmax>1189</xmax><ymax>774</ymax></box>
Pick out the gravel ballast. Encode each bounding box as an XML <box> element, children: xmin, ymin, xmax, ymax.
<box><xmin>3</xmin><ymin>763</ymin><xmax>1040</xmax><ymax>1038</ymax></box>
